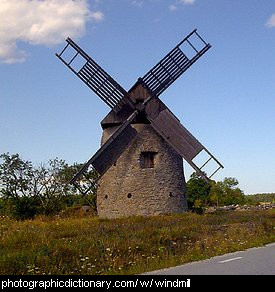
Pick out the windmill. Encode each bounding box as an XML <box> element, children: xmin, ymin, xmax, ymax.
<box><xmin>56</xmin><ymin>29</ymin><xmax>223</xmax><ymax>218</ymax></box>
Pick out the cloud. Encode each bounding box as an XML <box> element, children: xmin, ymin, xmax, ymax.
<box><xmin>169</xmin><ymin>0</ymin><xmax>195</xmax><ymax>12</ymax></box>
<box><xmin>131</xmin><ymin>0</ymin><xmax>144</xmax><ymax>8</ymax></box>
<box><xmin>169</xmin><ymin>4</ymin><xmax>177</xmax><ymax>12</ymax></box>
<box><xmin>0</xmin><ymin>0</ymin><xmax>104</xmax><ymax>64</ymax></box>
<box><xmin>266</xmin><ymin>14</ymin><xmax>275</xmax><ymax>28</ymax></box>
<box><xmin>90</xmin><ymin>10</ymin><xmax>104</xmax><ymax>22</ymax></box>
<box><xmin>179</xmin><ymin>0</ymin><xmax>195</xmax><ymax>4</ymax></box>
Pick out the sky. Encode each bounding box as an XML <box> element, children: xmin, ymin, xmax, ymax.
<box><xmin>0</xmin><ymin>0</ymin><xmax>274</xmax><ymax>195</ymax></box>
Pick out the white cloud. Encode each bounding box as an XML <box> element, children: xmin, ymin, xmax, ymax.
<box><xmin>169</xmin><ymin>0</ymin><xmax>195</xmax><ymax>12</ymax></box>
<box><xmin>90</xmin><ymin>10</ymin><xmax>104</xmax><ymax>22</ymax></box>
<box><xmin>131</xmin><ymin>0</ymin><xmax>144</xmax><ymax>8</ymax></box>
<box><xmin>179</xmin><ymin>0</ymin><xmax>195</xmax><ymax>4</ymax></box>
<box><xmin>0</xmin><ymin>0</ymin><xmax>104</xmax><ymax>64</ymax></box>
<box><xmin>266</xmin><ymin>14</ymin><xmax>275</xmax><ymax>28</ymax></box>
<box><xmin>169</xmin><ymin>4</ymin><xmax>177</xmax><ymax>12</ymax></box>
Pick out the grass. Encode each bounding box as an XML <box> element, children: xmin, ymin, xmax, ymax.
<box><xmin>0</xmin><ymin>209</ymin><xmax>274</xmax><ymax>275</ymax></box>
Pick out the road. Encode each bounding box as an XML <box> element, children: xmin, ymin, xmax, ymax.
<box><xmin>146</xmin><ymin>243</ymin><xmax>275</xmax><ymax>275</ymax></box>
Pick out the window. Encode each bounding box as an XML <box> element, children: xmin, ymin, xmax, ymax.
<box><xmin>140</xmin><ymin>152</ymin><xmax>157</xmax><ymax>169</ymax></box>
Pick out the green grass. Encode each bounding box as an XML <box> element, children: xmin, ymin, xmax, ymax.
<box><xmin>0</xmin><ymin>209</ymin><xmax>274</xmax><ymax>275</ymax></box>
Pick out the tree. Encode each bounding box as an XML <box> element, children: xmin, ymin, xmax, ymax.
<box><xmin>0</xmin><ymin>153</ymin><xmax>34</xmax><ymax>199</ymax></box>
<box><xmin>0</xmin><ymin>153</ymin><xmax>100</xmax><ymax>218</ymax></box>
<box><xmin>64</xmin><ymin>164</ymin><xmax>100</xmax><ymax>211</ymax></box>
<box><xmin>0</xmin><ymin>153</ymin><xmax>38</xmax><ymax>219</ymax></box>
<box><xmin>186</xmin><ymin>172</ymin><xmax>211</xmax><ymax>213</ymax></box>
<box><xmin>32</xmin><ymin>158</ymin><xmax>71</xmax><ymax>215</ymax></box>
<box><xmin>33</xmin><ymin>160</ymin><xmax>99</xmax><ymax>214</ymax></box>
<box><xmin>186</xmin><ymin>173</ymin><xmax>245</xmax><ymax>213</ymax></box>
<box><xmin>209</xmin><ymin>181</ymin><xmax>224</xmax><ymax>207</ymax></box>
<box><xmin>222</xmin><ymin>177</ymin><xmax>245</xmax><ymax>205</ymax></box>
<box><xmin>208</xmin><ymin>177</ymin><xmax>245</xmax><ymax>206</ymax></box>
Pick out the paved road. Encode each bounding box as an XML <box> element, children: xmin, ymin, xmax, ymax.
<box><xmin>147</xmin><ymin>243</ymin><xmax>275</xmax><ymax>275</ymax></box>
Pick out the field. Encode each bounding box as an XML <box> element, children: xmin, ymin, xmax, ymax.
<box><xmin>0</xmin><ymin>209</ymin><xmax>274</xmax><ymax>275</ymax></box>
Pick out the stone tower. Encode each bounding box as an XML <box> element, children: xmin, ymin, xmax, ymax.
<box><xmin>97</xmin><ymin>83</ymin><xmax>188</xmax><ymax>218</ymax></box>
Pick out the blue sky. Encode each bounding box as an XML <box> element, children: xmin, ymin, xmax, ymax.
<box><xmin>0</xmin><ymin>0</ymin><xmax>274</xmax><ymax>194</ymax></box>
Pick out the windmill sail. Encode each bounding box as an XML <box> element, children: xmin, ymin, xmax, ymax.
<box><xmin>140</xmin><ymin>29</ymin><xmax>211</xmax><ymax>97</ymax></box>
<box><xmin>145</xmin><ymin>97</ymin><xmax>223</xmax><ymax>180</ymax></box>
<box><xmin>56</xmin><ymin>38</ymin><xmax>133</xmax><ymax>111</ymax></box>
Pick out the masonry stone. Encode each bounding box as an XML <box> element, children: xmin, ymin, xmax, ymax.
<box><xmin>97</xmin><ymin>123</ymin><xmax>187</xmax><ymax>218</ymax></box>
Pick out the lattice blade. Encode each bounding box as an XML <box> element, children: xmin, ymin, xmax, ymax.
<box><xmin>145</xmin><ymin>97</ymin><xmax>223</xmax><ymax>181</ymax></box>
<box><xmin>56</xmin><ymin>38</ymin><xmax>131</xmax><ymax>110</ymax></box>
<box><xmin>70</xmin><ymin>110</ymin><xmax>139</xmax><ymax>184</ymax></box>
<box><xmin>141</xmin><ymin>29</ymin><xmax>211</xmax><ymax>97</ymax></box>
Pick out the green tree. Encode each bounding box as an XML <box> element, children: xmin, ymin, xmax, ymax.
<box><xmin>209</xmin><ymin>177</ymin><xmax>245</xmax><ymax>206</ymax></box>
<box><xmin>0</xmin><ymin>153</ymin><xmax>100</xmax><ymax>218</ymax></box>
<box><xmin>222</xmin><ymin>177</ymin><xmax>245</xmax><ymax>205</ymax></box>
<box><xmin>64</xmin><ymin>164</ymin><xmax>99</xmax><ymax>211</ymax></box>
<box><xmin>0</xmin><ymin>153</ymin><xmax>34</xmax><ymax>199</ymax></box>
<box><xmin>48</xmin><ymin>162</ymin><xmax>99</xmax><ymax>211</ymax></box>
<box><xmin>0</xmin><ymin>153</ymin><xmax>38</xmax><ymax>219</ymax></box>
<box><xmin>186</xmin><ymin>172</ymin><xmax>211</xmax><ymax>213</ymax></box>
<box><xmin>186</xmin><ymin>173</ymin><xmax>245</xmax><ymax>213</ymax></box>
<box><xmin>209</xmin><ymin>181</ymin><xmax>224</xmax><ymax>207</ymax></box>
<box><xmin>32</xmin><ymin>158</ymin><xmax>71</xmax><ymax>215</ymax></box>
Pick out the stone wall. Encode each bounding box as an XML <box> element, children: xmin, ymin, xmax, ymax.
<box><xmin>205</xmin><ymin>203</ymin><xmax>275</xmax><ymax>213</ymax></box>
<box><xmin>97</xmin><ymin>123</ymin><xmax>187</xmax><ymax>218</ymax></box>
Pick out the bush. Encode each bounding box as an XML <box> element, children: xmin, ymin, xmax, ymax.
<box><xmin>61</xmin><ymin>193</ymin><xmax>97</xmax><ymax>213</ymax></box>
<box><xmin>3</xmin><ymin>197</ymin><xmax>39</xmax><ymax>220</ymax></box>
<box><xmin>186</xmin><ymin>173</ymin><xmax>246</xmax><ymax>213</ymax></box>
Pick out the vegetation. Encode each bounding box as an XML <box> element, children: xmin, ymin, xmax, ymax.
<box><xmin>0</xmin><ymin>152</ymin><xmax>271</xmax><ymax>219</ymax></box>
<box><xmin>0</xmin><ymin>209</ymin><xmax>274</xmax><ymax>275</ymax></box>
<box><xmin>245</xmin><ymin>193</ymin><xmax>275</xmax><ymax>204</ymax></box>
<box><xmin>186</xmin><ymin>173</ymin><xmax>245</xmax><ymax>213</ymax></box>
<box><xmin>0</xmin><ymin>153</ymin><xmax>98</xmax><ymax>220</ymax></box>
<box><xmin>0</xmin><ymin>152</ymin><xmax>274</xmax><ymax>275</ymax></box>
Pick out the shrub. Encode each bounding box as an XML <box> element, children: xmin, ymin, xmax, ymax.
<box><xmin>186</xmin><ymin>173</ymin><xmax>246</xmax><ymax>212</ymax></box>
<box><xmin>6</xmin><ymin>197</ymin><xmax>39</xmax><ymax>220</ymax></box>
